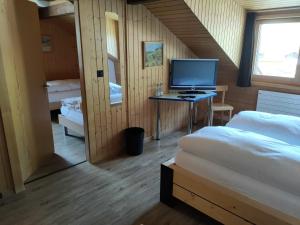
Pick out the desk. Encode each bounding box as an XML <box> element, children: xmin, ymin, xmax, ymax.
<box><xmin>149</xmin><ymin>92</ymin><xmax>216</xmax><ymax>140</ymax></box>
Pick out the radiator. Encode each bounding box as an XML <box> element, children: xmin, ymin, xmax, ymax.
<box><xmin>256</xmin><ymin>90</ymin><xmax>300</xmax><ymax>117</ymax></box>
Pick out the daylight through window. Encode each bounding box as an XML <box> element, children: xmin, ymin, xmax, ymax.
<box><xmin>253</xmin><ymin>21</ymin><xmax>300</xmax><ymax>79</ymax></box>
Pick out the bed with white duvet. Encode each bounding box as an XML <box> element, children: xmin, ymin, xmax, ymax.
<box><xmin>175</xmin><ymin>111</ymin><xmax>300</xmax><ymax>219</ymax></box>
<box><xmin>60</xmin><ymin>96</ymin><xmax>83</xmax><ymax>125</ymax></box>
<box><xmin>47</xmin><ymin>79</ymin><xmax>81</xmax><ymax>110</ymax></box>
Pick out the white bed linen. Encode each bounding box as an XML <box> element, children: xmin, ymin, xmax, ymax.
<box><xmin>175</xmin><ymin>150</ymin><xmax>300</xmax><ymax>219</ymax></box>
<box><xmin>60</xmin><ymin>97</ymin><xmax>83</xmax><ymax>125</ymax></box>
<box><xmin>47</xmin><ymin>79</ymin><xmax>80</xmax><ymax>93</ymax></box>
<box><xmin>179</xmin><ymin>126</ymin><xmax>300</xmax><ymax>196</ymax></box>
<box><xmin>60</xmin><ymin>106</ymin><xmax>83</xmax><ymax>125</ymax></box>
<box><xmin>227</xmin><ymin>111</ymin><xmax>300</xmax><ymax>146</ymax></box>
<box><xmin>110</xmin><ymin>82</ymin><xmax>122</xmax><ymax>104</ymax></box>
<box><xmin>48</xmin><ymin>90</ymin><xmax>81</xmax><ymax>103</ymax></box>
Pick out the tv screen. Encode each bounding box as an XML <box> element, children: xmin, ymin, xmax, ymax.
<box><xmin>169</xmin><ymin>59</ymin><xmax>219</xmax><ymax>90</ymax></box>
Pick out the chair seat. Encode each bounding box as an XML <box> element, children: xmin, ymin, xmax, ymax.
<box><xmin>212</xmin><ymin>103</ymin><xmax>234</xmax><ymax>111</ymax></box>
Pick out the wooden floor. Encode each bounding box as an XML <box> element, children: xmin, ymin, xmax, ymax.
<box><xmin>0</xmin><ymin>131</ymin><xmax>219</xmax><ymax>225</ymax></box>
<box><xmin>26</xmin><ymin>121</ymin><xmax>86</xmax><ymax>183</ymax></box>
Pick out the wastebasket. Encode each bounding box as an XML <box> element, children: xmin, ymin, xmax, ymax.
<box><xmin>125</xmin><ymin>127</ymin><xmax>144</xmax><ymax>156</ymax></box>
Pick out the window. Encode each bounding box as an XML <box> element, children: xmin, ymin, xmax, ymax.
<box><xmin>253</xmin><ymin>18</ymin><xmax>300</xmax><ymax>84</ymax></box>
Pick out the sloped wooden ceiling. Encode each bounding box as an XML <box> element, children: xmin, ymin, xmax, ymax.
<box><xmin>144</xmin><ymin>0</ymin><xmax>245</xmax><ymax>68</ymax></box>
<box><xmin>234</xmin><ymin>0</ymin><xmax>300</xmax><ymax>10</ymax></box>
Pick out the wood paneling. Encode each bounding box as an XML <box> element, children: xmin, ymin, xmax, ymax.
<box><xmin>126</xmin><ymin>4</ymin><xmax>195</xmax><ymax>137</ymax></box>
<box><xmin>181</xmin><ymin>0</ymin><xmax>300</xmax><ymax>114</ymax></box>
<box><xmin>0</xmin><ymin>0</ymin><xmax>54</xmax><ymax>186</ymax></box>
<box><xmin>78</xmin><ymin>0</ymin><xmax>195</xmax><ymax>162</ymax></box>
<box><xmin>40</xmin><ymin>15</ymin><xmax>80</xmax><ymax>81</ymax></box>
<box><xmin>143</xmin><ymin>0</ymin><xmax>243</xmax><ymax>117</ymax></box>
<box><xmin>39</xmin><ymin>1</ymin><xmax>74</xmax><ymax>19</ymax></box>
<box><xmin>144</xmin><ymin>0</ymin><xmax>275</xmax><ymax>116</ymax></box>
<box><xmin>106</xmin><ymin>13</ymin><xmax>119</xmax><ymax>59</ymax></box>
<box><xmin>78</xmin><ymin>0</ymin><xmax>128</xmax><ymax>162</ymax></box>
<box><xmin>144</xmin><ymin>0</ymin><xmax>240</xmax><ymax>67</ymax></box>
<box><xmin>0</xmin><ymin>111</ymin><xmax>13</xmax><ymax>195</ymax></box>
<box><xmin>184</xmin><ymin>0</ymin><xmax>246</xmax><ymax>67</ymax></box>
<box><xmin>235</xmin><ymin>0</ymin><xmax>300</xmax><ymax>10</ymax></box>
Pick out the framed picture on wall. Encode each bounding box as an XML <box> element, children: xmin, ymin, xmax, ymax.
<box><xmin>41</xmin><ymin>35</ymin><xmax>52</xmax><ymax>52</ymax></box>
<box><xmin>143</xmin><ymin>41</ymin><xmax>163</xmax><ymax>68</ymax></box>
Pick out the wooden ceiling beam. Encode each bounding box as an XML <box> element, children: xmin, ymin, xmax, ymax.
<box><xmin>39</xmin><ymin>1</ymin><xmax>74</xmax><ymax>19</ymax></box>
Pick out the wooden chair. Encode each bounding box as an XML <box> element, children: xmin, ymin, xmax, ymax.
<box><xmin>211</xmin><ymin>85</ymin><xmax>233</xmax><ymax>125</ymax></box>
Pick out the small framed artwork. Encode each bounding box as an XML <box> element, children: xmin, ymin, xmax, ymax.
<box><xmin>143</xmin><ymin>41</ymin><xmax>163</xmax><ymax>68</ymax></box>
<box><xmin>41</xmin><ymin>35</ymin><xmax>52</xmax><ymax>52</ymax></box>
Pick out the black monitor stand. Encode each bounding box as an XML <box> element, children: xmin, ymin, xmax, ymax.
<box><xmin>178</xmin><ymin>90</ymin><xmax>206</xmax><ymax>94</ymax></box>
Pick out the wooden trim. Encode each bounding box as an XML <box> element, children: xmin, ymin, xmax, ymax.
<box><xmin>160</xmin><ymin>159</ymin><xmax>176</xmax><ymax>206</ymax></box>
<box><xmin>252</xmin><ymin>81</ymin><xmax>300</xmax><ymax>91</ymax></box>
<box><xmin>39</xmin><ymin>2</ymin><xmax>74</xmax><ymax>19</ymax></box>
<box><xmin>248</xmin><ymin>7</ymin><xmax>300</xmax><ymax>13</ymax></box>
<box><xmin>252</xmin><ymin>16</ymin><xmax>300</xmax><ymax>85</ymax></box>
<box><xmin>124</xmin><ymin>2</ymin><xmax>130</xmax><ymax>130</ymax></box>
<box><xmin>255</xmin><ymin>8</ymin><xmax>300</xmax><ymax>20</ymax></box>
<box><xmin>0</xmin><ymin>110</ymin><xmax>13</xmax><ymax>196</ymax></box>
<box><xmin>48</xmin><ymin>101</ymin><xmax>61</xmax><ymax>111</ymax></box>
<box><xmin>161</xmin><ymin>161</ymin><xmax>300</xmax><ymax>225</ymax></box>
<box><xmin>173</xmin><ymin>184</ymin><xmax>252</xmax><ymax>225</ymax></box>
<box><xmin>74</xmin><ymin>0</ymin><xmax>90</xmax><ymax>161</ymax></box>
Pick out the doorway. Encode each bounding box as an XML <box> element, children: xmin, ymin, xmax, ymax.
<box><xmin>26</xmin><ymin>4</ymin><xmax>88</xmax><ymax>182</ymax></box>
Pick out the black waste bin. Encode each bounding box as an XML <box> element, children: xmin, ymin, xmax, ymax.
<box><xmin>125</xmin><ymin>127</ymin><xmax>144</xmax><ymax>156</ymax></box>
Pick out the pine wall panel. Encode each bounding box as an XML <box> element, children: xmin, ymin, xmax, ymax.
<box><xmin>40</xmin><ymin>16</ymin><xmax>80</xmax><ymax>81</ymax></box>
<box><xmin>126</xmin><ymin>4</ymin><xmax>195</xmax><ymax>137</ymax></box>
<box><xmin>79</xmin><ymin>0</ymin><xmax>195</xmax><ymax>162</ymax></box>
<box><xmin>185</xmin><ymin>0</ymin><xmax>246</xmax><ymax>67</ymax></box>
<box><xmin>79</xmin><ymin>0</ymin><xmax>128</xmax><ymax>163</ymax></box>
<box><xmin>0</xmin><ymin>111</ymin><xmax>13</xmax><ymax>195</ymax></box>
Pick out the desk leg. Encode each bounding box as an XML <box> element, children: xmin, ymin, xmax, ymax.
<box><xmin>155</xmin><ymin>100</ymin><xmax>161</xmax><ymax>140</ymax></box>
<box><xmin>193</xmin><ymin>103</ymin><xmax>198</xmax><ymax>125</ymax></box>
<box><xmin>207</xmin><ymin>97</ymin><xmax>213</xmax><ymax>126</ymax></box>
<box><xmin>188</xmin><ymin>102</ymin><xmax>194</xmax><ymax>134</ymax></box>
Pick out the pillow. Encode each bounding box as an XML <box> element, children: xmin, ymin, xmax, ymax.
<box><xmin>227</xmin><ymin>111</ymin><xmax>300</xmax><ymax>146</ymax></box>
<box><xmin>109</xmin><ymin>82</ymin><xmax>122</xmax><ymax>95</ymax></box>
<box><xmin>47</xmin><ymin>79</ymin><xmax>80</xmax><ymax>93</ymax></box>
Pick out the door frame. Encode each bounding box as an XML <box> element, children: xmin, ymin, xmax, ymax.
<box><xmin>0</xmin><ymin>0</ymin><xmax>91</xmax><ymax>194</ymax></box>
<box><xmin>74</xmin><ymin>0</ymin><xmax>91</xmax><ymax>161</ymax></box>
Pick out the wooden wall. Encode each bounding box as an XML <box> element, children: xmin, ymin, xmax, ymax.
<box><xmin>40</xmin><ymin>15</ymin><xmax>80</xmax><ymax>81</ymax></box>
<box><xmin>79</xmin><ymin>0</ymin><xmax>128</xmax><ymax>162</ymax></box>
<box><xmin>143</xmin><ymin>0</ymin><xmax>244</xmax><ymax>116</ymax></box>
<box><xmin>0</xmin><ymin>111</ymin><xmax>13</xmax><ymax>195</ymax></box>
<box><xmin>0</xmin><ymin>0</ymin><xmax>54</xmax><ymax>186</ymax></box>
<box><xmin>184</xmin><ymin>0</ymin><xmax>246</xmax><ymax>67</ymax></box>
<box><xmin>183</xmin><ymin>0</ymin><xmax>300</xmax><ymax>112</ymax></box>
<box><xmin>78</xmin><ymin>0</ymin><xmax>195</xmax><ymax>162</ymax></box>
<box><xmin>235</xmin><ymin>0</ymin><xmax>300</xmax><ymax>10</ymax></box>
<box><xmin>126</xmin><ymin>4</ymin><xmax>195</xmax><ymax>137</ymax></box>
<box><xmin>105</xmin><ymin>13</ymin><xmax>119</xmax><ymax>59</ymax></box>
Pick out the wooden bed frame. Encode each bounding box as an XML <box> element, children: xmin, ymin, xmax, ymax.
<box><xmin>161</xmin><ymin>159</ymin><xmax>300</xmax><ymax>225</ymax></box>
<box><xmin>49</xmin><ymin>101</ymin><xmax>61</xmax><ymax>111</ymax></box>
<box><xmin>58</xmin><ymin>114</ymin><xmax>84</xmax><ymax>138</ymax></box>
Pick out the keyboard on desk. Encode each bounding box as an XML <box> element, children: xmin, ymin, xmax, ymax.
<box><xmin>177</xmin><ymin>95</ymin><xmax>196</xmax><ymax>99</ymax></box>
<box><xmin>177</xmin><ymin>90</ymin><xmax>206</xmax><ymax>94</ymax></box>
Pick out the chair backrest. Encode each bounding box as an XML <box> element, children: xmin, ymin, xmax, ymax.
<box><xmin>215</xmin><ymin>85</ymin><xmax>228</xmax><ymax>104</ymax></box>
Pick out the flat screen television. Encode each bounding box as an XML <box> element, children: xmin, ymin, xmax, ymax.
<box><xmin>169</xmin><ymin>59</ymin><xmax>219</xmax><ymax>90</ymax></box>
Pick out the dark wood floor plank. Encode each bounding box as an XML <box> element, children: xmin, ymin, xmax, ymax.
<box><xmin>0</xmin><ymin>131</ymin><xmax>219</xmax><ymax>225</ymax></box>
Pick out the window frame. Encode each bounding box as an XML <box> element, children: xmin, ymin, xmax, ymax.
<box><xmin>252</xmin><ymin>15</ymin><xmax>300</xmax><ymax>87</ymax></box>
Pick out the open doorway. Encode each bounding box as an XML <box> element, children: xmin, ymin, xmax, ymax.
<box><xmin>26</xmin><ymin>3</ymin><xmax>87</xmax><ymax>182</ymax></box>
